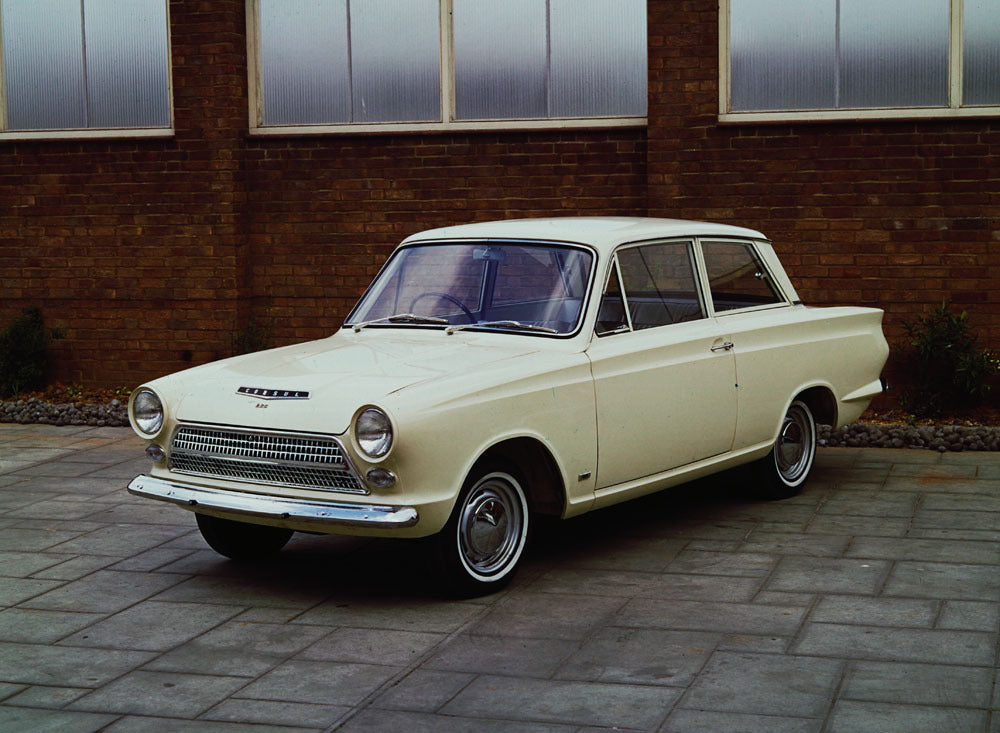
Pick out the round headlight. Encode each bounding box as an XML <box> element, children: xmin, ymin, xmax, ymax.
<box><xmin>132</xmin><ymin>389</ymin><xmax>164</xmax><ymax>435</ymax></box>
<box><xmin>356</xmin><ymin>407</ymin><xmax>393</xmax><ymax>458</ymax></box>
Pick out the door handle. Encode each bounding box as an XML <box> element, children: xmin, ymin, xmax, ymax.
<box><xmin>711</xmin><ymin>341</ymin><xmax>734</xmax><ymax>352</ymax></box>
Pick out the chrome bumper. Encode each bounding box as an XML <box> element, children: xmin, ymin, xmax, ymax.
<box><xmin>127</xmin><ymin>475</ymin><xmax>419</xmax><ymax>529</ymax></box>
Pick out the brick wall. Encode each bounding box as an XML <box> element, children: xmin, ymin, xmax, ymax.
<box><xmin>0</xmin><ymin>0</ymin><xmax>250</xmax><ymax>387</ymax></box>
<box><xmin>0</xmin><ymin>0</ymin><xmax>647</xmax><ymax>387</ymax></box>
<box><xmin>244</xmin><ymin>132</ymin><xmax>648</xmax><ymax>344</ymax></box>
<box><xmin>1</xmin><ymin>0</ymin><xmax>996</xmax><ymax>393</ymax></box>
<box><xmin>647</xmin><ymin>0</ymin><xmax>1000</xmax><ymax>383</ymax></box>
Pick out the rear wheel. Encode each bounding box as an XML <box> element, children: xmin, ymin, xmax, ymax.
<box><xmin>431</xmin><ymin>464</ymin><xmax>530</xmax><ymax>597</ymax></box>
<box><xmin>196</xmin><ymin>513</ymin><xmax>293</xmax><ymax>561</ymax></box>
<box><xmin>753</xmin><ymin>399</ymin><xmax>816</xmax><ymax>500</ymax></box>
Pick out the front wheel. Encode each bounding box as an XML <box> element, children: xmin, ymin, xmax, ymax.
<box><xmin>431</xmin><ymin>465</ymin><xmax>530</xmax><ymax>597</ymax></box>
<box><xmin>752</xmin><ymin>399</ymin><xmax>816</xmax><ymax>500</ymax></box>
<box><xmin>196</xmin><ymin>513</ymin><xmax>293</xmax><ymax>561</ymax></box>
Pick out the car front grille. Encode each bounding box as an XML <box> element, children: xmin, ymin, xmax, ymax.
<box><xmin>168</xmin><ymin>425</ymin><xmax>366</xmax><ymax>494</ymax></box>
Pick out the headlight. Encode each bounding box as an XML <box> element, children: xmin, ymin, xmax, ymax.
<box><xmin>132</xmin><ymin>389</ymin><xmax>164</xmax><ymax>435</ymax></box>
<box><xmin>356</xmin><ymin>407</ymin><xmax>393</xmax><ymax>458</ymax></box>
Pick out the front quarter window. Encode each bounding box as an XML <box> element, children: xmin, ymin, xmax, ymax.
<box><xmin>347</xmin><ymin>241</ymin><xmax>594</xmax><ymax>336</ymax></box>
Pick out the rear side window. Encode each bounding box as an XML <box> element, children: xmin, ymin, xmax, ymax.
<box><xmin>702</xmin><ymin>241</ymin><xmax>783</xmax><ymax>313</ymax></box>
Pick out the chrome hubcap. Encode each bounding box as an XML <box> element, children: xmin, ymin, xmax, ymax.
<box><xmin>458</xmin><ymin>476</ymin><xmax>524</xmax><ymax>576</ymax></box>
<box><xmin>775</xmin><ymin>405</ymin><xmax>813</xmax><ymax>483</ymax></box>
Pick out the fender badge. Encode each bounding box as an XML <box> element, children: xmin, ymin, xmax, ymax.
<box><xmin>238</xmin><ymin>386</ymin><xmax>310</xmax><ymax>400</ymax></box>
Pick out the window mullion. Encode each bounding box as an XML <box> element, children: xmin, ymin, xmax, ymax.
<box><xmin>614</xmin><ymin>258</ymin><xmax>634</xmax><ymax>333</ymax></box>
<box><xmin>345</xmin><ymin>0</ymin><xmax>354</xmax><ymax>123</ymax></box>
<box><xmin>950</xmin><ymin>0</ymin><xmax>963</xmax><ymax>108</ymax></box>
<box><xmin>834</xmin><ymin>0</ymin><xmax>841</xmax><ymax>109</ymax></box>
<box><xmin>0</xmin><ymin>4</ymin><xmax>7</xmax><ymax>132</ymax></box>
<box><xmin>246</xmin><ymin>0</ymin><xmax>261</xmax><ymax>129</ymax></box>
<box><xmin>440</xmin><ymin>0</ymin><xmax>453</xmax><ymax>123</ymax></box>
<box><xmin>544</xmin><ymin>0</ymin><xmax>552</xmax><ymax>117</ymax></box>
<box><xmin>80</xmin><ymin>0</ymin><xmax>90</xmax><ymax>128</ymax></box>
<box><xmin>718</xmin><ymin>0</ymin><xmax>730</xmax><ymax>115</ymax></box>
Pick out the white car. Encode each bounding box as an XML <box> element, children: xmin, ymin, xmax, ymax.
<box><xmin>128</xmin><ymin>218</ymin><xmax>888</xmax><ymax>595</ymax></box>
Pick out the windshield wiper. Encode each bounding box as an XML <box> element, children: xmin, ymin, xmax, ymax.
<box><xmin>351</xmin><ymin>313</ymin><xmax>449</xmax><ymax>332</ymax></box>
<box><xmin>446</xmin><ymin>320</ymin><xmax>558</xmax><ymax>336</ymax></box>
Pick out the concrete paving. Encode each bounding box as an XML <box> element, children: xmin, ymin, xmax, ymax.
<box><xmin>1</xmin><ymin>423</ymin><xmax>999</xmax><ymax>732</ymax></box>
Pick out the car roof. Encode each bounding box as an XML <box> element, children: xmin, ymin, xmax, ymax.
<box><xmin>400</xmin><ymin>217</ymin><xmax>767</xmax><ymax>254</ymax></box>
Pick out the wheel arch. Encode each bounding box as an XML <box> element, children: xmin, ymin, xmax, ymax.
<box><xmin>792</xmin><ymin>384</ymin><xmax>837</xmax><ymax>428</ymax></box>
<box><xmin>471</xmin><ymin>437</ymin><xmax>567</xmax><ymax>518</ymax></box>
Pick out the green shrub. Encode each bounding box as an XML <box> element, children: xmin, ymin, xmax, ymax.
<box><xmin>0</xmin><ymin>307</ymin><xmax>58</xmax><ymax>398</ymax></box>
<box><xmin>900</xmin><ymin>303</ymin><xmax>999</xmax><ymax>417</ymax></box>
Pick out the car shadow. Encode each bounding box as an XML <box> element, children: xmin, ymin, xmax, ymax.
<box><xmin>182</xmin><ymin>468</ymin><xmax>757</xmax><ymax>600</ymax></box>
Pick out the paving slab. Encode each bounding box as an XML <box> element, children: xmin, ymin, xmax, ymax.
<box><xmin>234</xmin><ymin>660</ymin><xmax>401</xmax><ymax>706</ymax></box>
<box><xmin>883</xmin><ymin>561</ymin><xmax>1000</xmax><ymax>601</ymax></box>
<box><xmin>555</xmin><ymin>627</ymin><xmax>720</xmax><ymax>687</ymax></box>
<box><xmin>826</xmin><ymin>700</ymin><xmax>987</xmax><ymax>733</ymax></box>
<box><xmin>839</xmin><ymin>660</ymin><xmax>993</xmax><ymax>706</ymax></box>
<box><xmin>792</xmin><ymin>623</ymin><xmax>995</xmax><ymax>665</ymax></box>
<box><xmin>441</xmin><ymin>675</ymin><xmax>682</xmax><ymax>729</ymax></box>
<box><xmin>677</xmin><ymin>651</ymin><xmax>843</xmax><ymax>718</ymax></box>
<box><xmin>0</xmin><ymin>641</ymin><xmax>155</xmax><ymax>687</ymax></box>
<box><xmin>1</xmin><ymin>425</ymin><xmax>999</xmax><ymax>731</ymax></box>
<box><xmin>425</xmin><ymin>634</ymin><xmax>579</xmax><ymax>678</ymax></box>
<box><xmin>68</xmin><ymin>670</ymin><xmax>249</xmax><ymax>718</ymax></box>
<box><xmin>144</xmin><ymin>620</ymin><xmax>332</xmax><ymax>677</ymax></box>
<box><xmin>662</xmin><ymin>708</ymin><xmax>821</xmax><ymax>733</ymax></box>
<box><xmin>616</xmin><ymin>597</ymin><xmax>807</xmax><ymax>636</ymax></box>
<box><xmin>102</xmin><ymin>715</ymin><xmax>310</xmax><ymax>732</ymax></box>
<box><xmin>809</xmin><ymin>595</ymin><xmax>939</xmax><ymax>628</ymax></box>
<box><xmin>339</xmin><ymin>707</ymin><xmax>576</xmax><ymax>732</ymax></box>
<box><xmin>201</xmin><ymin>698</ymin><xmax>349</xmax><ymax>728</ymax></box>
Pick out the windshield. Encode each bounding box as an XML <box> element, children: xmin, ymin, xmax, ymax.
<box><xmin>346</xmin><ymin>241</ymin><xmax>594</xmax><ymax>336</ymax></box>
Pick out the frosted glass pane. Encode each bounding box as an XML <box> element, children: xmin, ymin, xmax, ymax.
<box><xmin>964</xmin><ymin>0</ymin><xmax>1000</xmax><ymax>105</ymax></box>
<box><xmin>454</xmin><ymin>0</ymin><xmax>546</xmax><ymax>120</ymax></box>
<box><xmin>549</xmin><ymin>0</ymin><xmax>646</xmax><ymax>117</ymax></box>
<box><xmin>351</xmin><ymin>0</ymin><xmax>439</xmax><ymax>122</ymax></box>
<box><xmin>729</xmin><ymin>0</ymin><xmax>835</xmax><ymax>111</ymax></box>
<box><xmin>2</xmin><ymin>0</ymin><xmax>86</xmax><ymax>130</ymax></box>
<box><xmin>85</xmin><ymin>0</ymin><xmax>170</xmax><ymax>128</ymax></box>
<box><xmin>840</xmin><ymin>0</ymin><xmax>948</xmax><ymax>108</ymax></box>
<box><xmin>259</xmin><ymin>0</ymin><xmax>349</xmax><ymax>125</ymax></box>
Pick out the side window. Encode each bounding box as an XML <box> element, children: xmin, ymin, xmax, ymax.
<box><xmin>617</xmin><ymin>242</ymin><xmax>705</xmax><ymax>330</ymax></box>
<box><xmin>702</xmin><ymin>241</ymin><xmax>783</xmax><ymax>313</ymax></box>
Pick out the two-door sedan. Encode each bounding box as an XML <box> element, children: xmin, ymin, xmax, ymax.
<box><xmin>128</xmin><ymin>218</ymin><xmax>888</xmax><ymax>595</ymax></box>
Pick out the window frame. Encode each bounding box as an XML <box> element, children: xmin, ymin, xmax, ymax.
<box><xmin>246</xmin><ymin>0</ymin><xmax>647</xmax><ymax>136</ymax></box>
<box><xmin>0</xmin><ymin>0</ymin><xmax>174</xmax><ymax>141</ymax></box>
<box><xmin>596</xmin><ymin>239</ymin><xmax>710</xmax><ymax>337</ymax></box>
<box><xmin>718</xmin><ymin>0</ymin><xmax>998</xmax><ymax>124</ymax></box>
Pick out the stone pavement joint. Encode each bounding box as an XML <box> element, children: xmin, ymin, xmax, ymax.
<box><xmin>1</xmin><ymin>425</ymin><xmax>999</xmax><ymax>732</ymax></box>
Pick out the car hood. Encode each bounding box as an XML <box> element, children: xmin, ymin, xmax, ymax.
<box><xmin>156</xmin><ymin>330</ymin><xmax>544</xmax><ymax>435</ymax></box>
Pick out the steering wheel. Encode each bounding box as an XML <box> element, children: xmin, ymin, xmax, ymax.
<box><xmin>409</xmin><ymin>292</ymin><xmax>476</xmax><ymax>323</ymax></box>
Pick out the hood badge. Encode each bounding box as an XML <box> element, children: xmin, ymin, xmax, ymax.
<box><xmin>238</xmin><ymin>386</ymin><xmax>310</xmax><ymax>400</ymax></box>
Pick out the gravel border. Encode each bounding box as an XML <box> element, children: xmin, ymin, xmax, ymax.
<box><xmin>1</xmin><ymin>397</ymin><xmax>127</xmax><ymax>428</ymax></box>
<box><xmin>819</xmin><ymin>422</ymin><xmax>1000</xmax><ymax>452</ymax></box>
<box><xmin>2</xmin><ymin>397</ymin><xmax>999</xmax><ymax>452</ymax></box>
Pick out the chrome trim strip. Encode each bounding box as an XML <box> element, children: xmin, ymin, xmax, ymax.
<box><xmin>127</xmin><ymin>475</ymin><xmax>418</xmax><ymax>528</ymax></box>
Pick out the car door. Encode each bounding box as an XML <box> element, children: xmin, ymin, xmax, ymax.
<box><xmin>699</xmin><ymin>238</ymin><xmax>795</xmax><ymax>451</ymax></box>
<box><xmin>587</xmin><ymin>240</ymin><xmax>738</xmax><ymax>490</ymax></box>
